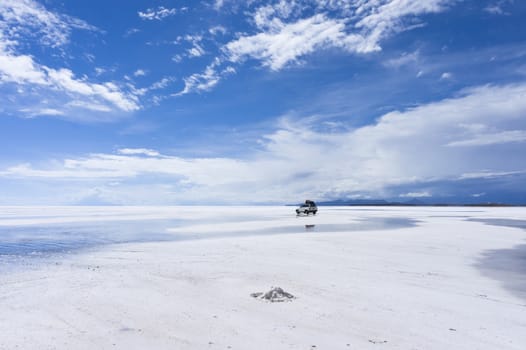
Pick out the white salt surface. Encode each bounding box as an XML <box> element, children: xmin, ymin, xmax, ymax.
<box><xmin>1</xmin><ymin>206</ymin><xmax>525</xmax><ymax>349</ymax></box>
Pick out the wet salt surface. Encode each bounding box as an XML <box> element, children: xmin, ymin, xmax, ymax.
<box><xmin>472</xmin><ymin>218</ymin><xmax>526</xmax><ymax>301</ymax></box>
<box><xmin>0</xmin><ymin>212</ymin><xmax>273</xmax><ymax>259</ymax></box>
<box><xmin>0</xmin><ymin>216</ymin><xmax>416</xmax><ymax>262</ymax></box>
<box><xmin>469</xmin><ymin>218</ymin><xmax>526</xmax><ymax>231</ymax></box>
<box><xmin>0</xmin><ymin>219</ymin><xmax>185</xmax><ymax>273</ymax></box>
<box><xmin>2</xmin><ymin>207</ymin><xmax>526</xmax><ymax>303</ymax></box>
<box><xmin>0</xmin><ymin>220</ymin><xmax>178</xmax><ymax>257</ymax></box>
<box><xmin>219</xmin><ymin>217</ymin><xmax>417</xmax><ymax>236</ymax></box>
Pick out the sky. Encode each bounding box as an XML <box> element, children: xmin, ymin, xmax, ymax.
<box><xmin>0</xmin><ymin>0</ymin><xmax>525</xmax><ymax>205</ymax></box>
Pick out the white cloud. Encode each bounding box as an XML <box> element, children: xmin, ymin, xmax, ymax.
<box><xmin>446</xmin><ymin>130</ymin><xmax>526</xmax><ymax>147</ymax></box>
<box><xmin>117</xmin><ymin>148</ymin><xmax>160</xmax><ymax>157</ymax></box>
<box><xmin>149</xmin><ymin>77</ymin><xmax>175</xmax><ymax>91</ymax></box>
<box><xmin>213</xmin><ymin>0</ymin><xmax>226</xmax><ymax>11</ymax></box>
<box><xmin>0</xmin><ymin>45</ymin><xmax>47</xmax><ymax>84</ymax></box>
<box><xmin>440</xmin><ymin>72</ymin><xmax>453</xmax><ymax>80</ymax></box>
<box><xmin>172</xmin><ymin>34</ymin><xmax>209</xmax><ymax>60</ymax></box>
<box><xmin>94</xmin><ymin>67</ymin><xmax>106</xmax><ymax>76</ymax></box>
<box><xmin>133</xmin><ymin>69</ymin><xmax>147</xmax><ymax>77</ymax></box>
<box><xmin>484</xmin><ymin>1</ymin><xmax>511</xmax><ymax>15</ymax></box>
<box><xmin>252</xmin><ymin>0</ymin><xmax>300</xmax><ymax>30</ymax></box>
<box><xmin>182</xmin><ymin>34</ymin><xmax>204</xmax><ymax>44</ymax></box>
<box><xmin>175</xmin><ymin>61</ymin><xmax>235</xmax><ymax>96</ymax></box>
<box><xmin>0</xmin><ymin>46</ymin><xmax>140</xmax><ymax>114</ymax></box>
<box><xmin>224</xmin><ymin>0</ymin><xmax>454</xmax><ymax>71</ymax></box>
<box><xmin>0</xmin><ymin>0</ymin><xmax>98</xmax><ymax>48</ymax></box>
<box><xmin>0</xmin><ymin>0</ymin><xmax>141</xmax><ymax>118</ymax></box>
<box><xmin>209</xmin><ymin>25</ymin><xmax>227</xmax><ymax>36</ymax></box>
<box><xmin>459</xmin><ymin>170</ymin><xmax>524</xmax><ymax>180</ymax></box>
<box><xmin>399</xmin><ymin>191</ymin><xmax>431</xmax><ymax>198</ymax></box>
<box><xmin>178</xmin><ymin>0</ymin><xmax>455</xmax><ymax>94</ymax></box>
<box><xmin>354</xmin><ymin>0</ymin><xmax>452</xmax><ymax>50</ymax></box>
<box><xmin>226</xmin><ymin>14</ymin><xmax>367</xmax><ymax>71</ymax></box>
<box><xmin>3</xmin><ymin>83</ymin><xmax>526</xmax><ymax>203</ymax></box>
<box><xmin>384</xmin><ymin>51</ymin><xmax>420</xmax><ymax>68</ymax></box>
<box><xmin>66</xmin><ymin>100</ymin><xmax>112</xmax><ymax>113</ymax></box>
<box><xmin>48</xmin><ymin>68</ymin><xmax>140</xmax><ymax>111</ymax></box>
<box><xmin>187</xmin><ymin>44</ymin><xmax>205</xmax><ymax>57</ymax></box>
<box><xmin>172</xmin><ymin>54</ymin><xmax>183</xmax><ymax>63</ymax></box>
<box><xmin>138</xmin><ymin>7</ymin><xmax>177</xmax><ymax>21</ymax></box>
<box><xmin>124</xmin><ymin>28</ymin><xmax>140</xmax><ymax>37</ymax></box>
<box><xmin>176</xmin><ymin>65</ymin><xmax>220</xmax><ymax>95</ymax></box>
<box><xmin>18</xmin><ymin>107</ymin><xmax>64</xmax><ymax>117</ymax></box>
<box><xmin>484</xmin><ymin>5</ymin><xmax>505</xmax><ymax>15</ymax></box>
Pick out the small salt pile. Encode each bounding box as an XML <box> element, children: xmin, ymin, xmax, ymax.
<box><xmin>251</xmin><ymin>287</ymin><xmax>295</xmax><ymax>302</ymax></box>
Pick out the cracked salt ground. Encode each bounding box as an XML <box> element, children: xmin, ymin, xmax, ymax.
<box><xmin>251</xmin><ymin>287</ymin><xmax>296</xmax><ymax>302</ymax></box>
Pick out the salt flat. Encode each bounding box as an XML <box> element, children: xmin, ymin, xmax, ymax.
<box><xmin>0</xmin><ymin>206</ymin><xmax>525</xmax><ymax>349</ymax></box>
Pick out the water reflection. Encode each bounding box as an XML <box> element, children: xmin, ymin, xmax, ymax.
<box><xmin>0</xmin><ymin>220</ymin><xmax>178</xmax><ymax>257</ymax></box>
<box><xmin>174</xmin><ymin>217</ymin><xmax>418</xmax><ymax>240</ymax></box>
<box><xmin>272</xmin><ymin>217</ymin><xmax>416</xmax><ymax>234</ymax></box>
<box><xmin>475</xmin><ymin>244</ymin><xmax>526</xmax><ymax>302</ymax></box>
<box><xmin>0</xmin><ymin>217</ymin><xmax>417</xmax><ymax>261</ymax></box>
<box><xmin>472</xmin><ymin>218</ymin><xmax>526</xmax><ymax>302</ymax></box>
<box><xmin>468</xmin><ymin>218</ymin><xmax>526</xmax><ymax>231</ymax></box>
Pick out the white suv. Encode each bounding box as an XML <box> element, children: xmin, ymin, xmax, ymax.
<box><xmin>296</xmin><ymin>200</ymin><xmax>318</xmax><ymax>215</ymax></box>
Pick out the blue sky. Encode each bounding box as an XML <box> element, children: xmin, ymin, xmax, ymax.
<box><xmin>0</xmin><ymin>0</ymin><xmax>525</xmax><ymax>205</ymax></box>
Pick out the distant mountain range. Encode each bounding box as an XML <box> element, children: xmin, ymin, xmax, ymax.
<box><xmin>293</xmin><ymin>199</ymin><xmax>522</xmax><ymax>207</ymax></box>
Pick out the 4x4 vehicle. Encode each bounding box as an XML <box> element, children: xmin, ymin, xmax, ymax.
<box><xmin>296</xmin><ymin>200</ymin><xmax>317</xmax><ymax>215</ymax></box>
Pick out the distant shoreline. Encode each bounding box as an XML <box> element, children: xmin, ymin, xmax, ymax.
<box><xmin>288</xmin><ymin>201</ymin><xmax>526</xmax><ymax>207</ymax></box>
<box><xmin>314</xmin><ymin>203</ymin><xmax>526</xmax><ymax>207</ymax></box>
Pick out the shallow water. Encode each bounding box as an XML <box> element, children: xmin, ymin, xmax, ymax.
<box><xmin>472</xmin><ymin>218</ymin><xmax>526</xmax><ymax>301</ymax></box>
<box><xmin>468</xmin><ymin>218</ymin><xmax>526</xmax><ymax>231</ymax></box>
<box><xmin>475</xmin><ymin>243</ymin><xmax>526</xmax><ymax>302</ymax></box>
<box><xmin>0</xmin><ymin>220</ymin><xmax>178</xmax><ymax>257</ymax></box>
<box><xmin>0</xmin><ymin>215</ymin><xmax>417</xmax><ymax>262</ymax></box>
<box><xmin>182</xmin><ymin>217</ymin><xmax>418</xmax><ymax>237</ymax></box>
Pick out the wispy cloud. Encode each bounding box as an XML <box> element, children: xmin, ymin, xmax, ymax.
<box><xmin>399</xmin><ymin>191</ymin><xmax>431</xmax><ymax>198</ymax></box>
<box><xmin>225</xmin><ymin>0</ymin><xmax>455</xmax><ymax>70</ymax></box>
<box><xmin>4</xmin><ymin>82</ymin><xmax>526</xmax><ymax>203</ymax></box>
<box><xmin>172</xmin><ymin>54</ymin><xmax>183</xmax><ymax>63</ymax></box>
<box><xmin>225</xmin><ymin>14</ymin><xmax>367</xmax><ymax>71</ymax></box>
<box><xmin>459</xmin><ymin>170</ymin><xmax>525</xmax><ymax>180</ymax></box>
<box><xmin>175</xmin><ymin>59</ymin><xmax>235</xmax><ymax>95</ymax></box>
<box><xmin>213</xmin><ymin>0</ymin><xmax>226</xmax><ymax>11</ymax></box>
<box><xmin>187</xmin><ymin>44</ymin><xmax>205</xmax><ymax>58</ymax></box>
<box><xmin>0</xmin><ymin>0</ymin><xmax>141</xmax><ymax>119</ymax></box>
<box><xmin>18</xmin><ymin>107</ymin><xmax>65</xmax><ymax>117</ymax></box>
<box><xmin>0</xmin><ymin>50</ymin><xmax>140</xmax><ymax>112</ymax></box>
<box><xmin>133</xmin><ymin>69</ymin><xmax>147</xmax><ymax>77</ymax></box>
<box><xmin>484</xmin><ymin>0</ymin><xmax>512</xmax><ymax>15</ymax></box>
<box><xmin>124</xmin><ymin>28</ymin><xmax>140</xmax><ymax>37</ymax></box>
<box><xmin>384</xmin><ymin>51</ymin><xmax>420</xmax><ymax>69</ymax></box>
<box><xmin>446</xmin><ymin>130</ymin><xmax>526</xmax><ymax>147</ymax></box>
<box><xmin>148</xmin><ymin>77</ymin><xmax>175</xmax><ymax>91</ymax></box>
<box><xmin>179</xmin><ymin>0</ymin><xmax>457</xmax><ymax>94</ymax></box>
<box><xmin>209</xmin><ymin>25</ymin><xmax>227</xmax><ymax>36</ymax></box>
<box><xmin>440</xmin><ymin>72</ymin><xmax>453</xmax><ymax>80</ymax></box>
<box><xmin>138</xmin><ymin>7</ymin><xmax>177</xmax><ymax>21</ymax></box>
<box><xmin>0</xmin><ymin>0</ymin><xmax>98</xmax><ymax>48</ymax></box>
<box><xmin>117</xmin><ymin>148</ymin><xmax>160</xmax><ymax>157</ymax></box>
